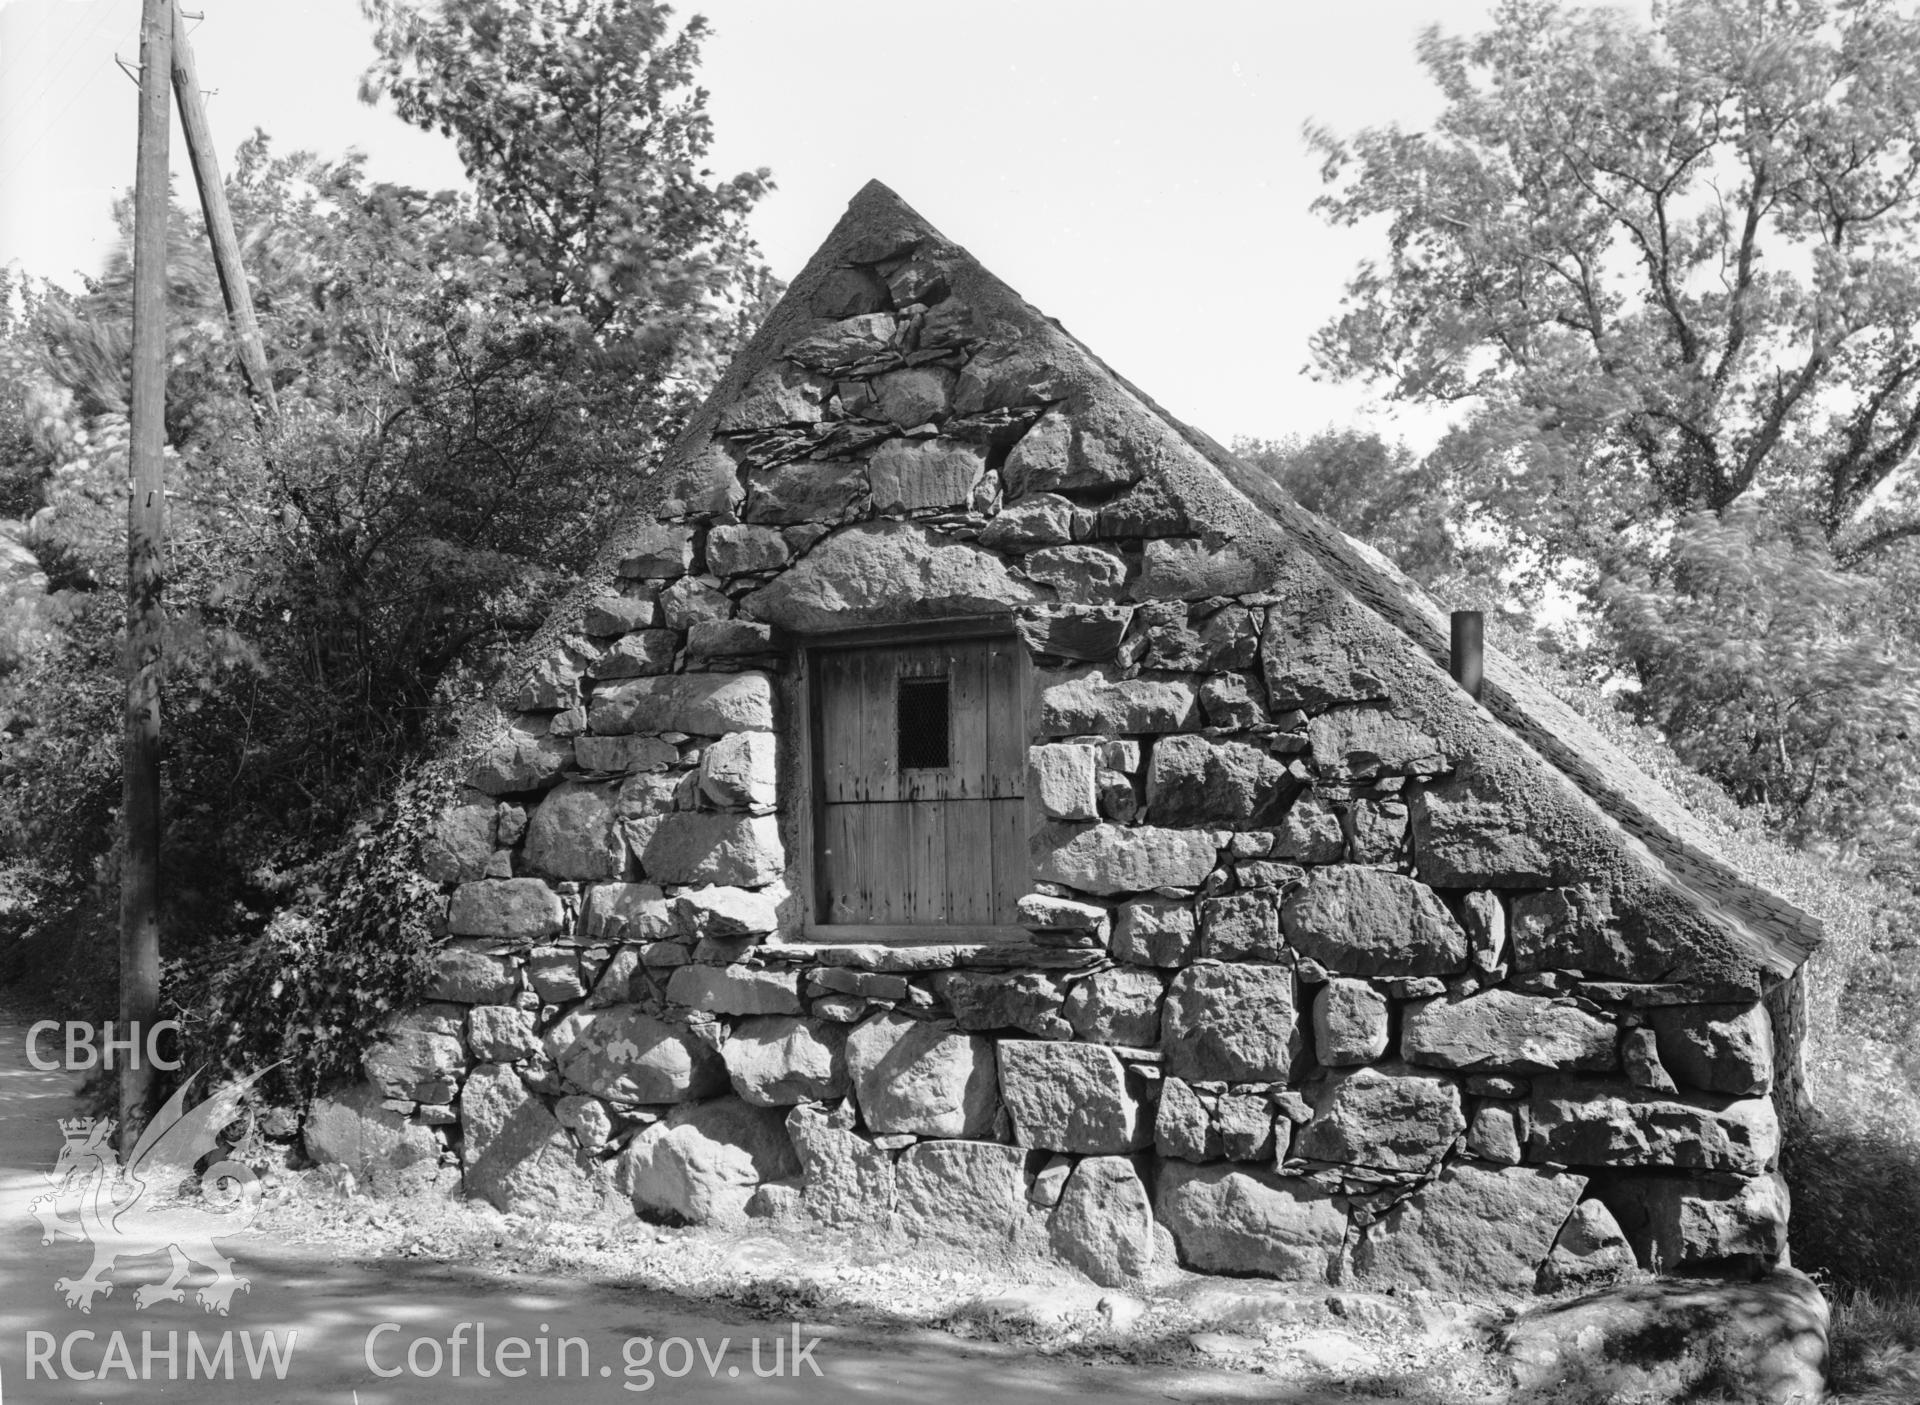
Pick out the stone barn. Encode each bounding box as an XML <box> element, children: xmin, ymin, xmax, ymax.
<box><xmin>330</xmin><ymin>180</ymin><xmax>1823</xmax><ymax>1298</ymax></box>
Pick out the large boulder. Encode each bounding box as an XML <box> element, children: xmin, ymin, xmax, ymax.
<box><xmin>996</xmin><ymin>1041</ymin><xmax>1148</xmax><ymax>1154</ymax></box>
<box><xmin>618</xmin><ymin>1096</ymin><xmax>800</xmax><ymax>1225</ymax></box>
<box><xmin>846</xmin><ymin>1012</ymin><xmax>998</xmax><ymax>1137</ymax></box>
<box><xmin>1281</xmin><ymin>867</ymin><xmax>1470</xmax><ymax>977</ymax></box>
<box><xmin>1050</xmin><ymin>1156</ymin><xmax>1154</xmax><ymax>1287</ymax></box>
<box><xmin>1162</xmin><ymin>962</ymin><xmax>1300</xmax><ymax>1081</ymax></box>
<box><xmin>722</xmin><ymin>1016</ymin><xmax>849</xmax><ymax>1107</ymax></box>
<box><xmin>1156</xmin><ymin>1162</ymin><xmax>1346</xmax><ymax>1281</ymax></box>
<box><xmin>1295</xmin><ymin>1061</ymin><xmax>1465</xmax><ymax>1173</ymax></box>
<box><xmin>1351</xmin><ymin>1162</ymin><xmax>1586</xmax><ymax>1298</ymax></box>
<box><xmin>1400</xmin><ymin>991</ymin><xmax>1618</xmax><ymax>1074</ymax></box>
<box><xmin>1498</xmin><ymin>1271</ymin><xmax>1828</xmax><ymax>1405</ymax></box>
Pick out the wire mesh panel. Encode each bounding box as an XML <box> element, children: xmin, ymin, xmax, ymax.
<box><xmin>896</xmin><ymin>676</ymin><xmax>951</xmax><ymax>770</ymax></box>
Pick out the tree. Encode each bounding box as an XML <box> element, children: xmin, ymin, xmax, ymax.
<box><xmin>359</xmin><ymin>0</ymin><xmax>777</xmax><ymax>419</ymax></box>
<box><xmin>1310</xmin><ymin>0</ymin><xmax>1920</xmax><ymax>565</ymax></box>
<box><xmin>1307</xmin><ymin>0</ymin><xmax>1920</xmax><ymax>853</ymax></box>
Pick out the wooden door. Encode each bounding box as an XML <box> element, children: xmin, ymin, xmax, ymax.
<box><xmin>813</xmin><ymin>637</ymin><xmax>1027</xmax><ymax>932</ymax></box>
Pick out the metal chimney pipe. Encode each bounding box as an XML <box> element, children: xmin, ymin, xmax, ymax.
<box><xmin>1450</xmin><ymin>610</ymin><xmax>1484</xmax><ymax>701</ymax></box>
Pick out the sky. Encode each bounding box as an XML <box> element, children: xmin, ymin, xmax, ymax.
<box><xmin>0</xmin><ymin>0</ymin><xmax>1525</xmax><ymax>450</ymax></box>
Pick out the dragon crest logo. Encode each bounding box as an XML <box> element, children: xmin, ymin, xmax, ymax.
<box><xmin>28</xmin><ymin>1068</ymin><xmax>269</xmax><ymax>1315</ymax></box>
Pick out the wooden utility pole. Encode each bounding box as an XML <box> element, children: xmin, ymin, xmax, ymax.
<box><xmin>121</xmin><ymin>0</ymin><xmax>174</xmax><ymax>1151</ymax></box>
<box><xmin>169</xmin><ymin>2</ymin><xmax>276</xmax><ymax>420</ymax></box>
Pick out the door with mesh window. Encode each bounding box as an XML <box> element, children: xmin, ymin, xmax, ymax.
<box><xmin>811</xmin><ymin>637</ymin><xmax>1027</xmax><ymax>931</ymax></box>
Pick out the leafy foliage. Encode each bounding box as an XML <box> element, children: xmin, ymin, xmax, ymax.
<box><xmin>1311</xmin><ymin>0</ymin><xmax>1920</xmax><ymax>565</ymax></box>
<box><xmin>1596</xmin><ymin>504</ymin><xmax>1920</xmax><ymax>844</ymax></box>
<box><xmin>0</xmin><ymin>5</ymin><xmax>773</xmax><ymax>1063</ymax></box>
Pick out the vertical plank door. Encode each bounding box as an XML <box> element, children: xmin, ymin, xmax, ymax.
<box><xmin>814</xmin><ymin>637</ymin><xmax>1027</xmax><ymax>932</ymax></box>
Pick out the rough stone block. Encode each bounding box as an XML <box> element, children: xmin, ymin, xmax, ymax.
<box><xmin>581</xmin><ymin>882</ymin><xmax>674</xmax><ymax>944</ymax></box>
<box><xmin>1407</xmin><ymin>772</ymin><xmax>1559</xmax><ymax>887</ymax></box>
<box><xmin>978</xmin><ymin>493</ymin><xmax>1075</xmax><ymax>550</ymax></box>
<box><xmin>1146</xmin><ymin>733</ymin><xmax>1297</xmax><ymax>827</ymax></box>
<box><xmin>1112</xmin><ymin>900</ymin><xmax>1197</xmax><ymax>967</ymax></box>
<box><xmin>1528</xmin><ymin>1076</ymin><xmax>1780</xmax><ymax>1175</ymax></box>
<box><xmin>1135</xmin><ymin>537</ymin><xmax>1264</xmax><ymax>599</ymax></box>
<box><xmin>582</xmin><ymin>594</ymin><xmax>658</xmax><ymax>635</ymax></box>
<box><xmin>1063</xmin><ymin>967</ymin><xmax>1166</xmax><ymax>1046</ymax></box>
<box><xmin>447</xmin><ymin>879</ymin><xmax>560</xmax><ymax>944</ymax></box>
<box><xmin>715</xmin><ymin>365</ymin><xmax>831</xmax><ymax>432</ymax></box>
<box><xmin>1400</xmin><ymin>990</ymin><xmax>1618</xmax><ymax>1074</ymax></box>
<box><xmin>588</xmin><ymin>630</ymin><xmax>677</xmax><ymax>679</ymax></box>
<box><xmin>555</xmin><ymin>1008</ymin><xmax>728</xmax><ymax>1104</ymax></box>
<box><xmin>615</xmin><ymin>523</ymin><xmax>696</xmax><ymax>580</ymax></box>
<box><xmin>1647</xmin><ymin>1003</ymin><xmax>1774</xmax><ymax>1097</ymax></box>
<box><xmin>894</xmin><ymin>1140</ymin><xmax>1028</xmax><ymax>1244</ymax></box>
<box><xmin>1308</xmin><ymin>705</ymin><xmax>1448</xmax><ymax>781</ymax></box>
<box><xmin>1028</xmin><ymin>743</ymin><xmax>1099</xmax><ymax>821</ymax></box>
<box><xmin>940</xmin><ymin>970</ymin><xmax>1073</xmax><ymax>1038</ymax></box>
<box><xmin>642</xmin><ymin>813</ymin><xmax>784</xmax><ymax>887</ymax></box>
<box><xmin>697</xmin><ymin>731</ymin><xmax>777</xmax><ymax>811</ymax></box>
<box><xmin>867</xmin><ymin>437</ymin><xmax>986</xmax><ymax>512</ymax></box>
<box><xmin>588</xmin><ymin>671</ymin><xmax>774</xmax><ymax>735</ymax></box>
<box><xmin>1026</xmin><ymin>545</ymin><xmax>1134</xmax><ymax>602</ymax></box>
<box><xmin>1217</xmin><ymin>1092</ymin><xmax>1277</xmax><ymax>1161</ymax></box>
<box><xmin>362</xmin><ymin>1006</ymin><xmax>466</xmax><ymax>1104</ymax></box>
<box><xmin>1272</xmin><ymin>793</ymin><xmax>1345</xmax><ymax>862</ymax></box>
<box><xmin>786</xmin><ymin>1104</ymin><xmax>895</xmax><ymax>1227</ymax></box>
<box><xmin>1156</xmin><ymin>1162</ymin><xmax>1345</xmax><ymax>1281</ymax></box>
<box><xmin>1015</xmin><ymin>605</ymin><xmax>1134</xmax><ymax>661</ymax></box>
<box><xmin>573</xmin><ymin>735</ymin><xmax>678</xmax><ymax>773</ymax></box>
<box><xmin>997</xmin><ymin>1040</ymin><xmax>1148</xmax><ymax>1154</ymax></box>
<box><xmin>1034</xmin><ymin>666</ymin><xmax>1200</xmax><ymax>735</ymax></box>
<box><xmin>1601</xmin><ymin>1171</ymin><xmax>1790</xmax><ymax>1269</ymax></box>
<box><xmin>425</xmin><ymin>940</ymin><xmax>520</xmax><ymax>1003</ymax></box>
<box><xmin>723</xmin><ymin>1015</ymin><xmax>850</xmax><ymax>1107</ymax></box>
<box><xmin>420</xmin><ymin>797</ymin><xmax>495</xmax><ymax>885</ymax></box>
<box><xmin>462</xmin><ymin>1063</ymin><xmax>609</xmax><ymax>1215</ymax></box>
<box><xmin>618</xmin><ymin>1096</ymin><xmax>800</xmax><ymax>1225</ymax></box>
<box><xmin>741</xmin><ymin>521</ymin><xmax>1040</xmax><ymax>632</ymax></box>
<box><xmin>666</xmin><ymin>964</ymin><xmax>803</xmax><ymax>1016</ymax></box>
<box><xmin>1031</xmin><ymin>822</ymin><xmax>1217</xmax><ymax>895</ymax></box>
<box><xmin>466</xmin><ymin>734</ymin><xmax>570</xmax><ymax>795</ymax></box>
<box><xmin>304</xmin><ymin>1081</ymin><xmax>442</xmax><ymax>1196</ymax></box>
<box><xmin>1313</xmin><ymin>979</ymin><xmax>1390</xmax><ymax>1067</ymax></box>
<box><xmin>524</xmin><ymin>781</ymin><xmax>625</xmax><ymax>881</ymax></box>
<box><xmin>1537</xmin><ymin>1198</ymin><xmax>1637</xmax><ymax>1293</ymax></box>
<box><xmin>1295</xmin><ymin>1061</ymin><xmax>1465</xmax><ymax>1173</ymax></box>
<box><xmin>1352</xmin><ymin>1161</ymin><xmax>1586</xmax><ymax>1298</ymax></box>
<box><xmin>1280</xmin><ymin>867</ymin><xmax>1470</xmax><ymax>977</ymax></box>
<box><xmin>1199</xmin><ymin>892</ymin><xmax>1287</xmax><ymax>961</ymax></box>
<box><xmin>1162</xmin><ymin>961</ymin><xmax>1300</xmax><ymax>1081</ymax></box>
<box><xmin>706</xmin><ymin>523</ymin><xmax>792</xmax><ymax>576</ymax></box>
<box><xmin>1051</xmin><ymin>1156</ymin><xmax>1154</xmax><ymax>1286</ymax></box>
<box><xmin>467</xmin><ymin>1005</ymin><xmax>541</xmax><ymax>1063</ymax></box>
<box><xmin>846</xmin><ymin>1012</ymin><xmax>998</xmax><ymax>1137</ymax></box>
<box><xmin>1156</xmin><ymin>1076</ymin><xmax>1220</xmax><ymax>1161</ymax></box>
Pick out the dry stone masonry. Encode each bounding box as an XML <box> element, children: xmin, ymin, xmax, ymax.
<box><xmin>311</xmin><ymin>182</ymin><xmax>1822</xmax><ymax>1299</ymax></box>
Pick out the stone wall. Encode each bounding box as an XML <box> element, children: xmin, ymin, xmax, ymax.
<box><xmin>312</xmin><ymin>185</ymin><xmax>1804</xmax><ymax>1299</ymax></box>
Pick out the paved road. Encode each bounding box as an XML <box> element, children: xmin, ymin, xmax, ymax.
<box><xmin>0</xmin><ymin>1006</ymin><xmax>1327</xmax><ymax>1405</ymax></box>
